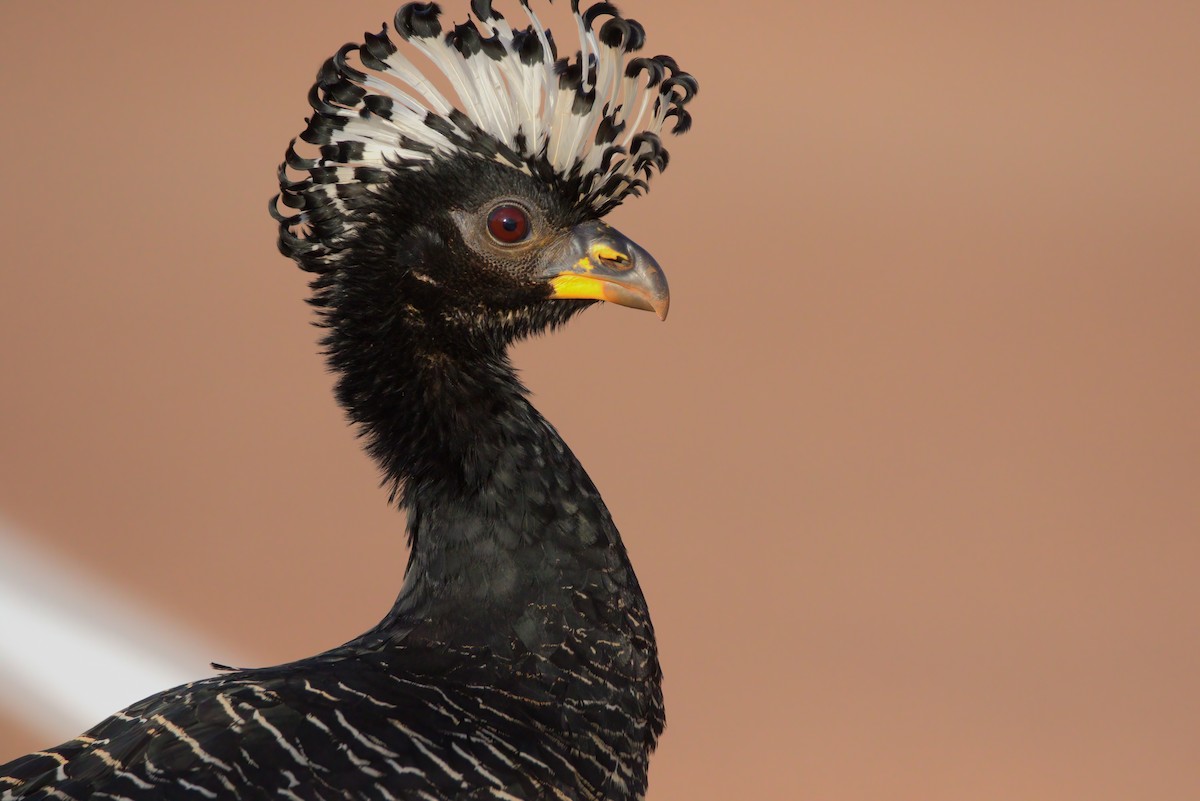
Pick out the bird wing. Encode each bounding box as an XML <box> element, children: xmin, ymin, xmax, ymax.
<box><xmin>1</xmin><ymin>650</ymin><xmax>590</xmax><ymax>801</ymax></box>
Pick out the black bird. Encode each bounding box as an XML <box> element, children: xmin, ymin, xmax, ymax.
<box><xmin>0</xmin><ymin>2</ymin><xmax>695</xmax><ymax>799</ymax></box>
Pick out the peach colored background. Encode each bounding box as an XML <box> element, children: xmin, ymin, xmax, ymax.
<box><xmin>2</xmin><ymin>2</ymin><xmax>1199</xmax><ymax>799</ymax></box>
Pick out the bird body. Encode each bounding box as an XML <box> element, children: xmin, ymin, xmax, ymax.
<box><xmin>1</xmin><ymin>2</ymin><xmax>694</xmax><ymax>799</ymax></box>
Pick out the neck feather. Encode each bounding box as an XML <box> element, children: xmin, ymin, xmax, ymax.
<box><xmin>325</xmin><ymin>304</ymin><xmax>647</xmax><ymax>649</ymax></box>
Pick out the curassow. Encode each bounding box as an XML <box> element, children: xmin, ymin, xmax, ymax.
<box><xmin>0</xmin><ymin>2</ymin><xmax>696</xmax><ymax>799</ymax></box>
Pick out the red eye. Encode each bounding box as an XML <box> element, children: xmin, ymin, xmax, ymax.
<box><xmin>487</xmin><ymin>204</ymin><xmax>531</xmax><ymax>244</ymax></box>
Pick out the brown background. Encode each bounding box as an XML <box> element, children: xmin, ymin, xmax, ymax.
<box><xmin>1</xmin><ymin>2</ymin><xmax>1198</xmax><ymax>799</ymax></box>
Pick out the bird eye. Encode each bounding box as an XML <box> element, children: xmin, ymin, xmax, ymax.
<box><xmin>487</xmin><ymin>204</ymin><xmax>531</xmax><ymax>244</ymax></box>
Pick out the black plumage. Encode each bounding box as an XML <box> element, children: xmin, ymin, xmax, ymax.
<box><xmin>1</xmin><ymin>2</ymin><xmax>694</xmax><ymax>799</ymax></box>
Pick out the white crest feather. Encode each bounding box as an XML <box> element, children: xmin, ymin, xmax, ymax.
<box><xmin>274</xmin><ymin>0</ymin><xmax>697</xmax><ymax>267</ymax></box>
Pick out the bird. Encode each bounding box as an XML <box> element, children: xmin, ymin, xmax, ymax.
<box><xmin>0</xmin><ymin>1</ymin><xmax>695</xmax><ymax>799</ymax></box>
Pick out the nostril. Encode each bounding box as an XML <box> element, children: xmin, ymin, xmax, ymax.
<box><xmin>591</xmin><ymin>244</ymin><xmax>632</xmax><ymax>269</ymax></box>
<box><xmin>599</xmin><ymin>257</ymin><xmax>631</xmax><ymax>271</ymax></box>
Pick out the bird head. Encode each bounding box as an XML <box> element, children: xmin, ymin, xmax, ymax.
<box><xmin>273</xmin><ymin>0</ymin><xmax>696</xmax><ymax>354</ymax></box>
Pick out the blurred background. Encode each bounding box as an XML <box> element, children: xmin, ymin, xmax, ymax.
<box><xmin>1</xmin><ymin>2</ymin><xmax>1197</xmax><ymax>799</ymax></box>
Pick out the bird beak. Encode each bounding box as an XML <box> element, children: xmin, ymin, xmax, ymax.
<box><xmin>542</xmin><ymin>221</ymin><xmax>671</xmax><ymax>321</ymax></box>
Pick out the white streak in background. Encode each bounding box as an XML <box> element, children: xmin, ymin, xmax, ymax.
<box><xmin>0</xmin><ymin>519</ymin><xmax>244</xmax><ymax>745</ymax></box>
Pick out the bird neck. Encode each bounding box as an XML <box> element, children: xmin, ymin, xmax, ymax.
<box><xmin>336</xmin><ymin>327</ymin><xmax>650</xmax><ymax>651</ymax></box>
